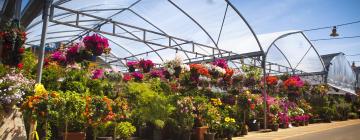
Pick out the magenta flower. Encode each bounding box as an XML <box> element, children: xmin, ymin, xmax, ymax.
<box><xmin>92</xmin><ymin>69</ymin><xmax>104</xmax><ymax>79</ymax></box>
<box><xmin>83</xmin><ymin>34</ymin><xmax>110</xmax><ymax>56</ymax></box>
<box><xmin>150</xmin><ymin>70</ymin><xmax>163</xmax><ymax>78</ymax></box>
<box><xmin>212</xmin><ymin>59</ymin><xmax>228</xmax><ymax>69</ymax></box>
<box><xmin>126</xmin><ymin>61</ymin><xmax>138</xmax><ymax>67</ymax></box>
<box><xmin>132</xmin><ymin>72</ymin><xmax>144</xmax><ymax>81</ymax></box>
<box><xmin>51</xmin><ymin>51</ymin><xmax>66</xmax><ymax>62</ymax></box>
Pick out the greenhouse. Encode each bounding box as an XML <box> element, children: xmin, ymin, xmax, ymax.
<box><xmin>1</xmin><ymin>0</ymin><xmax>360</xmax><ymax>140</ymax></box>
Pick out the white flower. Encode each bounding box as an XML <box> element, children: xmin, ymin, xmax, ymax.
<box><xmin>181</xmin><ymin>64</ymin><xmax>190</xmax><ymax>72</ymax></box>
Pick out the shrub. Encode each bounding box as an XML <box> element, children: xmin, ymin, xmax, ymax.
<box><xmin>115</xmin><ymin>122</ymin><xmax>136</xmax><ymax>139</ymax></box>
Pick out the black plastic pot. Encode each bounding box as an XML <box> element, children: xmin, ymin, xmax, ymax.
<box><xmin>271</xmin><ymin>124</ymin><xmax>279</xmax><ymax>131</ymax></box>
<box><xmin>204</xmin><ymin>133</ymin><xmax>216</xmax><ymax>140</ymax></box>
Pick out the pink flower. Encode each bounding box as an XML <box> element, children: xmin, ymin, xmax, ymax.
<box><xmin>92</xmin><ymin>69</ymin><xmax>104</xmax><ymax>79</ymax></box>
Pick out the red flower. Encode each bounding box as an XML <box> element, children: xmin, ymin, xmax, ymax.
<box><xmin>18</xmin><ymin>47</ymin><xmax>25</xmax><ymax>53</ymax></box>
<box><xmin>123</xmin><ymin>74</ymin><xmax>132</xmax><ymax>82</ymax></box>
<box><xmin>17</xmin><ymin>63</ymin><xmax>23</xmax><ymax>69</ymax></box>
<box><xmin>266</xmin><ymin>76</ymin><xmax>278</xmax><ymax>86</ymax></box>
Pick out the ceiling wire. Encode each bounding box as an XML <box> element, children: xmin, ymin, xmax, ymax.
<box><xmin>302</xmin><ymin>20</ymin><xmax>360</xmax><ymax>32</ymax></box>
<box><xmin>310</xmin><ymin>35</ymin><xmax>360</xmax><ymax>41</ymax></box>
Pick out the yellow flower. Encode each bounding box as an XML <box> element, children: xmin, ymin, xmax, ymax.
<box><xmin>225</xmin><ymin>117</ymin><xmax>230</xmax><ymax>122</ymax></box>
<box><xmin>230</xmin><ymin>118</ymin><xmax>235</xmax><ymax>123</ymax></box>
<box><xmin>245</xmin><ymin>90</ymin><xmax>251</xmax><ymax>94</ymax></box>
<box><xmin>34</xmin><ymin>83</ymin><xmax>47</xmax><ymax>95</ymax></box>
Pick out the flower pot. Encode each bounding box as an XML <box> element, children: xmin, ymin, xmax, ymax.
<box><xmin>153</xmin><ymin>129</ymin><xmax>163</xmax><ymax>140</ymax></box>
<box><xmin>271</xmin><ymin>124</ymin><xmax>279</xmax><ymax>131</ymax></box>
<box><xmin>248</xmin><ymin>121</ymin><xmax>260</xmax><ymax>131</ymax></box>
<box><xmin>225</xmin><ymin>131</ymin><xmax>233</xmax><ymax>140</ymax></box>
<box><xmin>143</xmin><ymin>67</ymin><xmax>151</xmax><ymax>73</ymax></box>
<box><xmin>128</xmin><ymin>67</ymin><xmax>135</xmax><ymax>72</ymax></box>
<box><xmin>300</xmin><ymin>121</ymin><xmax>305</xmax><ymax>126</ymax></box>
<box><xmin>280</xmin><ymin>123</ymin><xmax>288</xmax><ymax>129</ymax></box>
<box><xmin>292</xmin><ymin>122</ymin><xmax>299</xmax><ymax>127</ymax></box>
<box><xmin>305</xmin><ymin>121</ymin><xmax>309</xmax><ymax>126</ymax></box>
<box><xmin>96</xmin><ymin>137</ymin><xmax>112</xmax><ymax>140</ymax></box>
<box><xmin>174</xmin><ymin>66</ymin><xmax>182</xmax><ymax>78</ymax></box>
<box><xmin>181</xmin><ymin>131</ymin><xmax>192</xmax><ymax>140</ymax></box>
<box><xmin>195</xmin><ymin>126</ymin><xmax>208</xmax><ymax>140</ymax></box>
<box><xmin>63</xmin><ymin>132</ymin><xmax>86</xmax><ymax>140</ymax></box>
<box><xmin>204</xmin><ymin>133</ymin><xmax>216</xmax><ymax>140</ymax></box>
<box><xmin>241</xmin><ymin>125</ymin><xmax>248</xmax><ymax>135</ymax></box>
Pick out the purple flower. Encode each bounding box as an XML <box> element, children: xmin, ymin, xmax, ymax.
<box><xmin>126</xmin><ymin>61</ymin><xmax>138</xmax><ymax>67</ymax></box>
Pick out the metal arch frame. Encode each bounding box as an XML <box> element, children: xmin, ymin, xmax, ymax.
<box><xmin>263</xmin><ymin>31</ymin><xmax>326</xmax><ymax>75</ymax></box>
<box><xmin>125</xmin><ymin>9</ymin><xmax>191</xmax><ymax>61</ymax></box>
<box><xmin>300</xmin><ymin>32</ymin><xmax>326</xmax><ymax>72</ymax></box>
<box><xmin>168</xmin><ymin>0</ymin><xmax>223</xmax><ymax>57</ymax></box>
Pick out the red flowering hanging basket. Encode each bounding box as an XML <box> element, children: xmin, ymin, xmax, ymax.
<box><xmin>83</xmin><ymin>34</ymin><xmax>110</xmax><ymax>56</ymax></box>
<box><xmin>0</xmin><ymin>21</ymin><xmax>26</xmax><ymax>67</ymax></box>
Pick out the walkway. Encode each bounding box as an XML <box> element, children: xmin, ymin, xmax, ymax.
<box><xmin>234</xmin><ymin>119</ymin><xmax>360</xmax><ymax>140</ymax></box>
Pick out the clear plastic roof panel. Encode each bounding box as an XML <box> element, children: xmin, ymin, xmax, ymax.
<box><xmin>259</xmin><ymin>31</ymin><xmax>325</xmax><ymax>74</ymax></box>
<box><xmin>327</xmin><ymin>53</ymin><xmax>356</xmax><ymax>94</ymax></box>
<box><xmin>25</xmin><ymin>0</ymin><xmax>263</xmax><ymax>67</ymax></box>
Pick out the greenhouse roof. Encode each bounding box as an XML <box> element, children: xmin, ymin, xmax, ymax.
<box><xmin>23</xmin><ymin>0</ymin><xmax>324</xmax><ymax>78</ymax></box>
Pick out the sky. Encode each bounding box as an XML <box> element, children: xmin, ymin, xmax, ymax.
<box><xmin>231</xmin><ymin>0</ymin><xmax>360</xmax><ymax>66</ymax></box>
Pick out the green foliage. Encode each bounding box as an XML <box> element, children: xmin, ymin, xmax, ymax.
<box><xmin>42</xmin><ymin>64</ymin><xmax>65</xmax><ymax>91</ymax></box>
<box><xmin>125</xmin><ymin>82</ymin><xmax>175</xmax><ymax>128</ymax></box>
<box><xmin>58</xmin><ymin>91</ymin><xmax>86</xmax><ymax>132</ymax></box>
<box><xmin>0</xmin><ymin>64</ymin><xmax>7</xmax><ymax>77</ymax></box>
<box><xmin>115</xmin><ymin>121</ymin><xmax>136</xmax><ymax>139</ymax></box>
<box><xmin>22</xmin><ymin>51</ymin><xmax>37</xmax><ymax>79</ymax></box>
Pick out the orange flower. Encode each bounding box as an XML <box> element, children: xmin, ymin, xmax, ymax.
<box><xmin>266</xmin><ymin>76</ymin><xmax>278</xmax><ymax>85</ymax></box>
<box><xmin>197</xmin><ymin>67</ymin><xmax>209</xmax><ymax>76</ymax></box>
<box><xmin>225</xmin><ymin>68</ymin><xmax>234</xmax><ymax>77</ymax></box>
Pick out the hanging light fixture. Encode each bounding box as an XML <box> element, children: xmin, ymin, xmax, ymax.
<box><xmin>330</xmin><ymin>26</ymin><xmax>339</xmax><ymax>37</ymax></box>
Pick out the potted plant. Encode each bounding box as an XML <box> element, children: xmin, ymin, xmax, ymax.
<box><xmin>173</xmin><ymin>96</ymin><xmax>195</xmax><ymax>140</ymax></box>
<box><xmin>203</xmin><ymin>103</ymin><xmax>221</xmax><ymax>140</ymax></box>
<box><xmin>269</xmin><ymin>114</ymin><xmax>279</xmax><ymax>131</ymax></box>
<box><xmin>83</xmin><ymin>96</ymin><xmax>116</xmax><ymax>140</ymax></box>
<box><xmin>221</xmin><ymin>117</ymin><xmax>236</xmax><ymax>140</ymax></box>
<box><xmin>115</xmin><ymin>121</ymin><xmax>136</xmax><ymax>140</ymax></box>
<box><xmin>126</xmin><ymin>61</ymin><xmax>138</xmax><ymax>72</ymax></box>
<box><xmin>138</xmin><ymin>59</ymin><xmax>154</xmax><ymax>73</ymax></box>
<box><xmin>58</xmin><ymin>91</ymin><xmax>86</xmax><ymax>140</ymax></box>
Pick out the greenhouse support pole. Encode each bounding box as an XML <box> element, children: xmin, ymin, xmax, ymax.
<box><xmin>262</xmin><ymin>55</ymin><xmax>268</xmax><ymax>130</ymax></box>
<box><xmin>36</xmin><ymin>0</ymin><xmax>52</xmax><ymax>83</ymax></box>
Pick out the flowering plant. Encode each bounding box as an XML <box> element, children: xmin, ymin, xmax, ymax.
<box><xmin>51</xmin><ymin>51</ymin><xmax>67</xmax><ymax>65</ymax></box>
<box><xmin>266</xmin><ymin>76</ymin><xmax>278</xmax><ymax>86</ymax></box>
<box><xmin>126</xmin><ymin>61</ymin><xmax>138</xmax><ymax>72</ymax></box>
<box><xmin>123</xmin><ymin>74</ymin><xmax>132</xmax><ymax>82</ymax></box>
<box><xmin>0</xmin><ymin>21</ymin><xmax>26</xmax><ymax>67</ymax></box>
<box><xmin>221</xmin><ymin>117</ymin><xmax>237</xmax><ymax>133</ymax></box>
<box><xmin>22</xmin><ymin>84</ymin><xmax>61</xmax><ymax>121</ymax></box>
<box><xmin>212</xmin><ymin>59</ymin><xmax>228</xmax><ymax>69</ymax></box>
<box><xmin>131</xmin><ymin>72</ymin><xmax>144</xmax><ymax>81</ymax></box>
<box><xmin>84</xmin><ymin>96</ymin><xmax>115</xmax><ymax>126</ymax></box>
<box><xmin>175</xmin><ymin>96</ymin><xmax>195</xmax><ymax>131</ymax></box>
<box><xmin>0</xmin><ymin>71</ymin><xmax>34</xmax><ymax>109</ymax></box>
<box><xmin>138</xmin><ymin>59</ymin><xmax>154</xmax><ymax>73</ymax></box>
<box><xmin>83</xmin><ymin>34</ymin><xmax>110</xmax><ymax>56</ymax></box>
<box><xmin>150</xmin><ymin>69</ymin><xmax>163</xmax><ymax>78</ymax></box>
<box><xmin>284</xmin><ymin>76</ymin><xmax>304</xmax><ymax>89</ymax></box>
<box><xmin>163</xmin><ymin>55</ymin><xmax>184</xmax><ymax>78</ymax></box>
<box><xmin>92</xmin><ymin>69</ymin><xmax>104</xmax><ymax>79</ymax></box>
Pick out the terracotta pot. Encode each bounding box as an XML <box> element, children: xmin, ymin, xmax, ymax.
<box><xmin>204</xmin><ymin>133</ymin><xmax>216</xmax><ymax>140</ymax></box>
<box><xmin>280</xmin><ymin>123</ymin><xmax>288</xmax><ymax>129</ymax></box>
<box><xmin>63</xmin><ymin>132</ymin><xmax>86</xmax><ymax>140</ymax></box>
<box><xmin>241</xmin><ymin>125</ymin><xmax>248</xmax><ymax>135</ymax></box>
<box><xmin>195</xmin><ymin>126</ymin><xmax>208</xmax><ymax>140</ymax></box>
<box><xmin>271</xmin><ymin>124</ymin><xmax>279</xmax><ymax>131</ymax></box>
<box><xmin>96</xmin><ymin>137</ymin><xmax>112</xmax><ymax>140</ymax></box>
